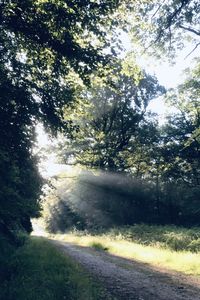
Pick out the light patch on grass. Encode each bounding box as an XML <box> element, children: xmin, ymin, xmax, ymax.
<box><xmin>52</xmin><ymin>232</ymin><xmax>200</xmax><ymax>276</ymax></box>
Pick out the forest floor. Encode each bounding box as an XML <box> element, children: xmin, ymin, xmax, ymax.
<box><xmin>50</xmin><ymin>239</ymin><xmax>200</xmax><ymax>300</ymax></box>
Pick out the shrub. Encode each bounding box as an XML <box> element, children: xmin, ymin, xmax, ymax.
<box><xmin>90</xmin><ymin>242</ymin><xmax>109</xmax><ymax>251</ymax></box>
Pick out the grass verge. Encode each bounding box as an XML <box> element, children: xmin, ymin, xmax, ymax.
<box><xmin>0</xmin><ymin>236</ymin><xmax>113</xmax><ymax>300</ymax></box>
<box><xmin>90</xmin><ymin>241</ymin><xmax>109</xmax><ymax>251</ymax></box>
<box><xmin>52</xmin><ymin>225</ymin><xmax>200</xmax><ymax>276</ymax></box>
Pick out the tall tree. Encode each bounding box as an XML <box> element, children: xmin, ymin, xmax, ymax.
<box><xmin>60</xmin><ymin>67</ymin><xmax>164</xmax><ymax>171</ymax></box>
<box><xmin>0</xmin><ymin>0</ymin><xmax>123</xmax><ymax>239</ymax></box>
<box><xmin>148</xmin><ymin>61</ymin><xmax>200</xmax><ymax>224</ymax></box>
<box><xmin>163</xmin><ymin>60</ymin><xmax>200</xmax><ymax>186</ymax></box>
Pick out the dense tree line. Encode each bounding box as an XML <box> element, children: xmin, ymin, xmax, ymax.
<box><xmin>0</xmin><ymin>2</ymin><xmax>199</xmax><ymax>300</ymax></box>
<box><xmin>42</xmin><ymin>59</ymin><xmax>199</xmax><ymax>232</ymax></box>
<box><xmin>0</xmin><ymin>0</ymin><xmax>199</xmax><ymax>239</ymax></box>
<box><xmin>0</xmin><ymin>0</ymin><xmax>123</xmax><ymax>243</ymax></box>
<box><xmin>60</xmin><ymin>64</ymin><xmax>164</xmax><ymax>171</ymax></box>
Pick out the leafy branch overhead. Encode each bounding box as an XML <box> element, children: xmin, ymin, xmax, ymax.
<box><xmin>1</xmin><ymin>0</ymin><xmax>124</xmax><ymax>131</ymax></box>
<box><xmin>130</xmin><ymin>0</ymin><xmax>200</xmax><ymax>58</ymax></box>
<box><xmin>59</xmin><ymin>64</ymin><xmax>164</xmax><ymax>171</ymax></box>
<box><xmin>0</xmin><ymin>0</ymin><xmax>123</xmax><ymax>238</ymax></box>
<box><xmin>0</xmin><ymin>0</ymin><xmax>199</xmax><ymax>242</ymax></box>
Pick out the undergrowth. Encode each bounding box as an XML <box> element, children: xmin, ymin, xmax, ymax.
<box><xmin>107</xmin><ymin>224</ymin><xmax>200</xmax><ymax>252</ymax></box>
<box><xmin>90</xmin><ymin>242</ymin><xmax>109</xmax><ymax>251</ymax></box>
<box><xmin>53</xmin><ymin>224</ymin><xmax>200</xmax><ymax>276</ymax></box>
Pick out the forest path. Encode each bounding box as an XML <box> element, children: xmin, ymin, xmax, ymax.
<box><xmin>50</xmin><ymin>239</ymin><xmax>200</xmax><ymax>300</ymax></box>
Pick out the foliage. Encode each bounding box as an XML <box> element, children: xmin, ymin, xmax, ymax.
<box><xmin>155</xmin><ymin>60</ymin><xmax>200</xmax><ymax>224</ymax></box>
<box><xmin>60</xmin><ymin>66</ymin><xmax>164</xmax><ymax>171</ymax></box>
<box><xmin>107</xmin><ymin>224</ymin><xmax>200</xmax><ymax>252</ymax></box>
<box><xmin>90</xmin><ymin>241</ymin><xmax>109</xmax><ymax>251</ymax></box>
<box><xmin>130</xmin><ymin>0</ymin><xmax>200</xmax><ymax>58</ymax></box>
<box><xmin>41</xmin><ymin>179</ymin><xmax>86</xmax><ymax>233</ymax></box>
<box><xmin>53</xmin><ymin>225</ymin><xmax>200</xmax><ymax>275</ymax></box>
<box><xmin>42</xmin><ymin>170</ymin><xmax>191</xmax><ymax>232</ymax></box>
<box><xmin>42</xmin><ymin>61</ymin><xmax>200</xmax><ymax>229</ymax></box>
<box><xmin>0</xmin><ymin>237</ymin><xmax>113</xmax><ymax>300</ymax></box>
<box><xmin>0</xmin><ymin>0</ymin><xmax>124</xmax><ymax>241</ymax></box>
<box><xmin>1</xmin><ymin>0</ymin><xmax>198</xmax><ymax>244</ymax></box>
<box><xmin>0</xmin><ymin>65</ymin><xmax>42</xmax><ymax>238</ymax></box>
<box><xmin>1</xmin><ymin>0</ymin><xmax>122</xmax><ymax>89</ymax></box>
<box><xmin>41</xmin><ymin>60</ymin><xmax>199</xmax><ymax>232</ymax></box>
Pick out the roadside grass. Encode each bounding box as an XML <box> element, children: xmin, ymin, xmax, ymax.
<box><xmin>51</xmin><ymin>225</ymin><xmax>200</xmax><ymax>276</ymax></box>
<box><xmin>90</xmin><ymin>241</ymin><xmax>109</xmax><ymax>251</ymax></box>
<box><xmin>108</xmin><ymin>224</ymin><xmax>200</xmax><ymax>252</ymax></box>
<box><xmin>0</xmin><ymin>236</ymin><xmax>114</xmax><ymax>300</ymax></box>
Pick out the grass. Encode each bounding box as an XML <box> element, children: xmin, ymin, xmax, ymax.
<box><xmin>0</xmin><ymin>236</ymin><xmax>114</xmax><ymax>300</ymax></box>
<box><xmin>108</xmin><ymin>224</ymin><xmax>200</xmax><ymax>252</ymax></box>
<box><xmin>52</xmin><ymin>224</ymin><xmax>200</xmax><ymax>276</ymax></box>
<box><xmin>90</xmin><ymin>241</ymin><xmax>109</xmax><ymax>251</ymax></box>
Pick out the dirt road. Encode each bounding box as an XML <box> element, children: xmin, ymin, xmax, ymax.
<box><xmin>51</xmin><ymin>240</ymin><xmax>200</xmax><ymax>300</ymax></box>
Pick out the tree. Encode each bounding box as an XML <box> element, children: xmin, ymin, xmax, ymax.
<box><xmin>60</xmin><ymin>67</ymin><xmax>164</xmax><ymax>171</ymax></box>
<box><xmin>1</xmin><ymin>0</ymin><xmax>123</xmax><ymax>130</ymax></box>
<box><xmin>163</xmin><ymin>60</ymin><xmax>200</xmax><ymax>186</ymax></box>
<box><xmin>158</xmin><ymin>62</ymin><xmax>200</xmax><ymax>224</ymax></box>
<box><xmin>0</xmin><ymin>64</ymin><xmax>42</xmax><ymax>238</ymax></box>
<box><xmin>130</xmin><ymin>0</ymin><xmax>200</xmax><ymax>58</ymax></box>
<box><xmin>0</xmin><ymin>0</ymin><xmax>123</xmax><ymax>240</ymax></box>
<box><xmin>41</xmin><ymin>169</ymin><xmax>159</xmax><ymax>231</ymax></box>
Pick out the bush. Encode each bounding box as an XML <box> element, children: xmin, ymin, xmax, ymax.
<box><xmin>90</xmin><ymin>242</ymin><xmax>109</xmax><ymax>251</ymax></box>
<box><xmin>164</xmin><ymin>232</ymin><xmax>191</xmax><ymax>251</ymax></box>
<box><xmin>188</xmin><ymin>239</ymin><xmax>200</xmax><ymax>252</ymax></box>
<box><xmin>105</xmin><ymin>224</ymin><xmax>200</xmax><ymax>252</ymax></box>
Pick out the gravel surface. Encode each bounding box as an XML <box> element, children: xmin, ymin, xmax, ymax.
<box><xmin>51</xmin><ymin>240</ymin><xmax>200</xmax><ymax>300</ymax></box>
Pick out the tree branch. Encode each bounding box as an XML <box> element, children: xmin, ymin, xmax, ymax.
<box><xmin>179</xmin><ymin>24</ymin><xmax>200</xmax><ymax>36</ymax></box>
<box><xmin>185</xmin><ymin>42</ymin><xmax>200</xmax><ymax>59</ymax></box>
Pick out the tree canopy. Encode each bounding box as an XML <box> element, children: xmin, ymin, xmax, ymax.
<box><xmin>0</xmin><ymin>0</ymin><xmax>123</xmax><ymax>240</ymax></box>
<box><xmin>59</xmin><ymin>64</ymin><xmax>164</xmax><ymax>171</ymax></box>
<box><xmin>0</xmin><ymin>0</ymin><xmax>199</xmax><ymax>239</ymax></box>
<box><xmin>44</xmin><ymin>60</ymin><xmax>200</xmax><ymax>231</ymax></box>
<box><xmin>130</xmin><ymin>0</ymin><xmax>200</xmax><ymax>58</ymax></box>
